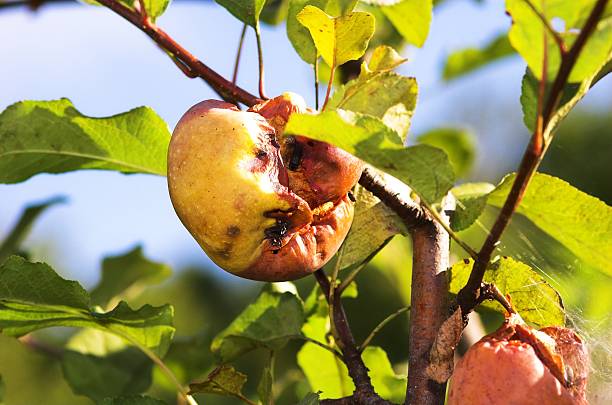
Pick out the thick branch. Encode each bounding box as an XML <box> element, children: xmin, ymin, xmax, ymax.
<box><xmin>456</xmin><ymin>0</ymin><xmax>610</xmax><ymax>315</ymax></box>
<box><xmin>405</xmin><ymin>196</ymin><xmax>453</xmax><ymax>405</ymax></box>
<box><xmin>96</xmin><ymin>0</ymin><xmax>260</xmax><ymax>106</ymax></box>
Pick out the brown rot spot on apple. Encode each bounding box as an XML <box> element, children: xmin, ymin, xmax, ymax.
<box><xmin>167</xmin><ymin>95</ymin><xmax>361</xmax><ymax>281</ymax></box>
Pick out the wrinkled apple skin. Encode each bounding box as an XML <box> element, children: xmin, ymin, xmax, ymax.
<box><xmin>167</xmin><ymin>100</ymin><xmax>354</xmax><ymax>281</ymax></box>
<box><xmin>251</xmin><ymin>92</ymin><xmax>364</xmax><ymax>207</ymax></box>
<box><xmin>448</xmin><ymin>323</ymin><xmax>589</xmax><ymax>405</ymax></box>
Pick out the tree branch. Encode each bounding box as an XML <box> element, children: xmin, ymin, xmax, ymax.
<box><xmin>405</xmin><ymin>195</ymin><xmax>453</xmax><ymax>405</ymax></box>
<box><xmin>314</xmin><ymin>270</ymin><xmax>393</xmax><ymax>405</ymax></box>
<box><xmin>456</xmin><ymin>0</ymin><xmax>610</xmax><ymax>316</ymax></box>
<box><xmin>95</xmin><ymin>0</ymin><xmax>261</xmax><ymax>106</ymax></box>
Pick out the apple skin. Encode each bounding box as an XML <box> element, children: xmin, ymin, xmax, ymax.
<box><xmin>448</xmin><ymin>320</ymin><xmax>589</xmax><ymax>405</ymax></box>
<box><xmin>167</xmin><ymin>99</ymin><xmax>355</xmax><ymax>281</ymax></box>
<box><xmin>250</xmin><ymin>92</ymin><xmax>364</xmax><ymax>208</ymax></box>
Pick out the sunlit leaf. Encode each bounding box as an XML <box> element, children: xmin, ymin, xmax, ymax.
<box><xmin>381</xmin><ymin>0</ymin><xmax>432</xmax><ymax>47</ymax></box>
<box><xmin>443</xmin><ymin>34</ymin><xmax>515</xmax><ymax>80</ymax></box>
<box><xmin>367</xmin><ymin>45</ymin><xmax>407</xmax><ymax>72</ymax></box>
<box><xmin>141</xmin><ymin>0</ymin><xmax>171</xmax><ymax>21</ymax></box>
<box><xmin>417</xmin><ymin>128</ymin><xmax>476</xmax><ymax>177</ymax></box>
<box><xmin>487</xmin><ymin>173</ymin><xmax>612</xmax><ymax>275</ymax></box>
<box><xmin>210</xmin><ymin>284</ymin><xmax>304</xmax><ymax>362</ymax></box>
<box><xmin>188</xmin><ymin>365</ymin><xmax>247</xmax><ymax>397</ymax></box>
<box><xmin>90</xmin><ymin>246</ymin><xmax>172</xmax><ymax>307</ymax></box>
<box><xmin>0</xmin><ymin>256</ymin><xmax>174</xmax><ymax>357</ymax></box>
<box><xmin>0</xmin><ymin>99</ymin><xmax>170</xmax><ymax>184</ymax></box>
<box><xmin>327</xmin><ymin>68</ymin><xmax>417</xmax><ymax>139</ymax></box>
<box><xmin>0</xmin><ymin>196</ymin><xmax>66</xmax><ymax>263</ymax></box>
<box><xmin>297</xmin><ymin>5</ymin><xmax>375</xmax><ymax>67</ymax></box>
<box><xmin>285</xmin><ymin>110</ymin><xmax>455</xmax><ymax>203</ymax></box>
<box><xmin>287</xmin><ymin>0</ymin><xmax>331</xmax><ymax>63</ymax></box>
<box><xmin>449</xmin><ymin>257</ymin><xmax>565</xmax><ymax>328</ymax></box>
<box><xmin>215</xmin><ymin>0</ymin><xmax>266</xmax><ymax>27</ymax></box>
<box><xmin>449</xmin><ymin>182</ymin><xmax>494</xmax><ymax>231</ymax></box>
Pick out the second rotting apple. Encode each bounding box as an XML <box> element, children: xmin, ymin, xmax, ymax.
<box><xmin>167</xmin><ymin>95</ymin><xmax>362</xmax><ymax>281</ymax></box>
<box><xmin>448</xmin><ymin>313</ymin><xmax>589</xmax><ymax>405</ymax></box>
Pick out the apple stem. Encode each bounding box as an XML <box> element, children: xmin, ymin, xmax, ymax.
<box><xmin>232</xmin><ymin>23</ymin><xmax>248</xmax><ymax>85</ymax></box>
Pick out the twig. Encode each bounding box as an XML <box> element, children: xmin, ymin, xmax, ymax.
<box><xmin>337</xmin><ymin>262</ymin><xmax>367</xmax><ymax>294</ymax></box>
<box><xmin>522</xmin><ymin>0</ymin><xmax>567</xmax><ymax>54</ymax></box>
<box><xmin>321</xmin><ymin>59</ymin><xmax>335</xmax><ymax>110</ymax></box>
<box><xmin>290</xmin><ymin>335</ymin><xmax>343</xmax><ymax>358</ymax></box>
<box><xmin>96</xmin><ymin>0</ymin><xmax>260</xmax><ymax>106</ymax></box>
<box><xmin>456</xmin><ymin>0</ymin><xmax>610</xmax><ymax>316</ymax></box>
<box><xmin>313</xmin><ymin>270</ymin><xmax>392</xmax><ymax>404</ymax></box>
<box><xmin>405</xmin><ymin>196</ymin><xmax>452</xmax><ymax>405</ymax></box>
<box><xmin>480</xmin><ymin>283</ymin><xmax>516</xmax><ymax>315</ymax></box>
<box><xmin>232</xmin><ymin>24</ymin><xmax>248</xmax><ymax>85</ymax></box>
<box><xmin>359</xmin><ymin>306</ymin><xmax>410</xmax><ymax>353</ymax></box>
<box><xmin>254</xmin><ymin>24</ymin><xmax>268</xmax><ymax>99</ymax></box>
<box><xmin>420</xmin><ymin>200</ymin><xmax>478</xmax><ymax>259</ymax></box>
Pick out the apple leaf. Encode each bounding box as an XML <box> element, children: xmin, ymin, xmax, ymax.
<box><xmin>142</xmin><ymin>0</ymin><xmax>171</xmax><ymax>21</ymax></box>
<box><xmin>261</xmin><ymin>0</ymin><xmax>290</xmax><ymax>25</ymax></box>
<box><xmin>257</xmin><ymin>354</ymin><xmax>274</xmax><ymax>405</ymax></box>
<box><xmin>327</xmin><ymin>65</ymin><xmax>417</xmax><ymax>140</ymax></box>
<box><xmin>487</xmin><ymin>173</ymin><xmax>612</xmax><ymax>275</ymax></box>
<box><xmin>449</xmin><ymin>182</ymin><xmax>494</xmax><ymax>232</ymax></box>
<box><xmin>0</xmin><ymin>375</ymin><xmax>4</xmax><ymax>403</ymax></box>
<box><xmin>367</xmin><ymin>45</ymin><xmax>407</xmax><ymax>71</ymax></box>
<box><xmin>188</xmin><ymin>365</ymin><xmax>248</xmax><ymax>397</ymax></box>
<box><xmin>90</xmin><ymin>246</ymin><xmax>172</xmax><ymax>307</ymax></box>
<box><xmin>0</xmin><ymin>99</ymin><xmax>170</xmax><ymax>184</ymax></box>
<box><xmin>0</xmin><ymin>196</ymin><xmax>66</xmax><ymax>263</ymax></box>
<box><xmin>100</xmin><ymin>395</ymin><xmax>168</xmax><ymax>405</ymax></box>
<box><xmin>0</xmin><ymin>256</ymin><xmax>175</xmax><ymax>357</ymax></box>
<box><xmin>443</xmin><ymin>33</ymin><xmax>515</xmax><ymax>80</ymax></box>
<box><xmin>210</xmin><ymin>284</ymin><xmax>304</xmax><ymax>362</ymax></box>
<box><xmin>214</xmin><ymin>0</ymin><xmax>266</xmax><ymax>27</ymax></box>
<box><xmin>297</xmin><ymin>5</ymin><xmax>375</xmax><ymax>67</ymax></box>
<box><xmin>287</xmin><ymin>0</ymin><xmax>331</xmax><ymax>63</ymax></box>
<box><xmin>449</xmin><ymin>257</ymin><xmax>565</xmax><ymax>328</ymax></box>
<box><xmin>506</xmin><ymin>0</ymin><xmax>612</xmax><ymax>82</ymax></box>
<box><xmin>380</xmin><ymin>0</ymin><xmax>432</xmax><ymax>47</ymax></box>
<box><xmin>417</xmin><ymin>128</ymin><xmax>476</xmax><ymax>177</ymax></box>
<box><xmin>285</xmin><ymin>110</ymin><xmax>455</xmax><ymax>203</ymax></box>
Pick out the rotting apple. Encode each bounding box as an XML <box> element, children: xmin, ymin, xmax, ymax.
<box><xmin>167</xmin><ymin>96</ymin><xmax>361</xmax><ymax>281</ymax></box>
<box><xmin>448</xmin><ymin>313</ymin><xmax>589</xmax><ymax>405</ymax></box>
<box><xmin>250</xmin><ymin>93</ymin><xmax>364</xmax><ymax>208</ymax></box>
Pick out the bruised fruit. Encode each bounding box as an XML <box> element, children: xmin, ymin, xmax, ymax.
<box><xmin>250</xmin><ymin>93</ymin><xmax>364</xmax><ymax>207</ymax></box>
<box><xmin>167</xmin><ymin>96</ymin><xmax>360</xmax><ymax>281</ymax></box>
<box><xmin>448</xmin><ymin>314</ymin><xmax>589</xmax><ymax>405</ymax></box>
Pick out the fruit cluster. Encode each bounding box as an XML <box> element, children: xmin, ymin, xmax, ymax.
<box><xmin>167</xmin><ymin>93</ymin><xmax>362</xmax><ymax>281</ymax></box>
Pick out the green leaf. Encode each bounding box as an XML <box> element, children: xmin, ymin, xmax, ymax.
<box><xmin>297</xmin><ymin>6</ymin><xmax>375</xmax><ymax>67</ymax></box>
<box><xmin>0</xmin><ymin>374</ymin><xmax>4</xmax><ymax>404</ymax></box>
<box><xmin>327</xmin><ymin>69</ymin><xmax>417</xmax><ymax>140</ymax></box>
<box><xmin>257</xmin><ymin>354</ymin><xmax>274</xmax><ymax>405</ymax></box>
<box><xmin>285</xmin><ymin>110</ymin><xmax>455</xmax><ymax>203</ymax></box>
<box><xmin>487</xmin><ymin>173</ymin><xmax>612</xmax><ymax>275</ymax></box>
<box><xmin>443</xmin><ymin>34</ymin><xmax>515</xmax><ymax>80</ymax></box>
<box><xmin>61</xmin><ymin>328</ymin><xmax>153</xmax><ymax>402</ymax></box>
<box><xmin>215</xmin><ymin>0</ymin><xmax>266</xmax><ymax>27</ymax></box>
<box><xmin>62</xmin><ymin>349</ymin><xmax>152</xmax><ymax>402</ymax></box>
<box><xmin>367</xmin><ymin>45</ymin><xmax>407</xmax><ymax>72</ymax></box>
<box><xmin>381</xmin><ymin>0</ymin><xmax>432</xmax><ymax>47</ymax></box>
<box><xmin>0</xmin><ymin>99</ymin><xmax>170</xmax><ymax>184</ymax></box>
<box><xmin>100</xmin><ymin>395</ymin><xmax>168</xmax><ymax>405</ymax></box>
<box><xmin>90</xmin><ymin>246</ymin><xmax>172</xmax><ymax>307</ymax></box>
<box><xmin>0</xmin><ymin>256</ymin><xmax>174</xmax><ymax>357</ymax></box>
<box><xmin>141</xmin><ymin>0</ymin><xmax>171</xmax><ymax>21</ymax></box>
<box><xmin>287</xmin><ymin>0</ymin><xmax>331</xmax><ymax>63</ymax></box>
<box><xmin>506</xmin><ymin>0</ymin><xmax>612</xmax><ymax>82</ymax></box>
<box><xmin>337</xmin><ymin>182</ymin><xmax>405</xmax><ymax>270</ymax></box>
<box><xmin>417</xmin><ymin>128</ymin><xmax>476</xmax><ymax>177</ymax></box>
<box><xmin>211</xmin><ymin>285</ymin><xmax>304</xmax><ymax>362</ymax></box>
<box><xmin>261</xmin><ymin>0</ymin><xmax>290</xmax><ymax>25</ymax></box>
<box><xmin>0</xmin><ymin>196</ymin><xmax>66</xmax><ymax>263</ymax></box>
<box><xmin>449</xmin><ymin>182</ymin><xmax>494</xmax><ymax>232</ymax></box>
<box><xmin>361</xmin><ymin>346</ymin><xmax>406</xmax><ymax>403</ymax></box>
<box><xmin>188</xmin><ymin>365</ymin><xmax>248</xmax><ymax>397</ymax></box>
<box><xmin>296</xmin><ymin>392</ymin><xmax>321</xmax><ymax>405</ymax></box>
<box><xmin>449</xmin><ymin>257</ymin><xmax>565</xmax><ymax>328</ymax></box>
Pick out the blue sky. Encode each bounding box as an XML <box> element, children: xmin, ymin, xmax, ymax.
<box><xmin>1</xmin><ymin>0</ymin><xmax>610</xmax><ymax>286</ymax></box>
